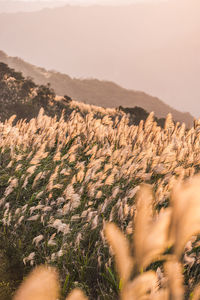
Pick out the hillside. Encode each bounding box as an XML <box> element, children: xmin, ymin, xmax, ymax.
<box><xmin>0</xmin><ymin>0</ymin><xmax>199</xmax><ymax>118</ymax></box>
<box><xmin>0</xmin><ymin>62</ymin><xmax>72</xmax><ymax>123</ymax></box>
<box><xmin>0</xmin><ymin>101</ymin><xmax>200</xmax><ymax>299</ymax></box>
<box><xmin>1</xmin><ymin>62</ymin><xmax>167</xmax><ymax>128</ymax></box>
<box><xmin>0</xmin><ymin>50</ymin><xmax>194</xmax><ymax>127</ymax></box>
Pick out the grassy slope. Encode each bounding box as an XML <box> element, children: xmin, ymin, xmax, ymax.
<box><xmin>0</xmin><ymin>62</ymin><xmax>166</xmax><ymax>130</ymax></box>
<box><xmin>0</xmin><ymin>106</ymin><xmax>200</xmax><ymax>299</ymax></box>
<box><xmin>0</xmin><ymin>50</ymin><xmax>194</xmax><ymax>127</ymax></box>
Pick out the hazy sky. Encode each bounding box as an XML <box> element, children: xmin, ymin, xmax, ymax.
<box><xmin>10</xmin><ymin>0</ymin><xmax>166</xmax><ymax>4</ymax></box>
<box><xmin>0</xmin><ymin>0</ymin><xmax>168</xmax><ymax>12</ymax></box>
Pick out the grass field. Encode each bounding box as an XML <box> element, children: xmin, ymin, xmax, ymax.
<box><xmin>0</xmin><ymin>107</ymin><xmax>200</xmax><ymax>299</ymax></box>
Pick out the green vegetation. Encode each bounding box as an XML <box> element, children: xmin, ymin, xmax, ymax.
<box><xmin>0</xmin><ymin>62</ymin><xmax>73</xmax><ymax>123</ymax></box>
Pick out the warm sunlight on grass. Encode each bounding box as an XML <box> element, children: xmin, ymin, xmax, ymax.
<box><xmin>0</xmin><ymin>108</ymin><xmax>200</xmax><ymax>298</ymax></box>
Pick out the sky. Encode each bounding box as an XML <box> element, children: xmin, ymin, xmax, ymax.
<box><xmin>0</xmin><ymin>0</ymin><xmax>168</xmax><ymax>12</ymax></box>
<box><xmin>0</xmin><ymin>0</ymin><xmax>167</xmax><ymax>14</ymax></box>
<box><xmin>3</xmin><ymin>0</ymin><xmax>165</xmax><ymax>4</ymax></box>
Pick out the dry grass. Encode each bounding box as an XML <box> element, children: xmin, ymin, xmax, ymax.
<box><xmin>0</xmin><ymin>107</ymin><xmax>200</xmax><ymax>298</ymax></box>
<box><xmin>12</xmin><ymin>175</ymin><xmax>200</xmax><ymax>299</ymax></box>
<box><xmin>13</xmin><ymin>265</ymin><xmax>60</xmax><ymax>300</ymax></box>
<box><xmin>104</xmin><ymin>176</ymin><xmax>200</xmax><ymax>300</ymax></box>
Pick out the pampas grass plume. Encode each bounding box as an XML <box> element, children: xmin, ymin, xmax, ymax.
<box><xmin>121</xmin><ymin>271</ymin><xmax>158</xmax><ymax>300</ymax></box>
<box><xmin>192</xmin><ymin>284</ymin><xmax>200</xmax><ymax>300</ymax></box>
<box><xmin>170</xmin><ymin>175</ymin><xmax>200</xmax><ymax>258</ymax></box>
<box><xmin>13</xmin><ymin>265</ymin><xmax>60</xmax><ymax>300</ymax></box>
<box><xmin>65</xmin><ymin>289</ymin><xmax>88</xmax><ymax>300</ymax></box>
<box><xmin>134</xmin><ymin>184</ymin><xmax>153</xmax><ymax>269</ymax></box>
<box><xmin>164</xmin><ymin>258</ymin><xmax>184</xmax><ymax>300</ymax></box>
<box><xmin>104</xmin><ymin>222</ymin><xmax>134</xmax><ymax>286</ymax></box>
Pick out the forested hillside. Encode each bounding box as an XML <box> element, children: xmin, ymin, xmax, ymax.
<box><xmin>0</xmin><ymin>51</ymin><xmax>194</xmax><ymax>127</ymax></box>
<box><xmin>0</xmin><ymin>62</ymin><xmax>166</xmax><ymax>127</ymax></box>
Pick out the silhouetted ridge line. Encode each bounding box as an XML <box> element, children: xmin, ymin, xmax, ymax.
<box><xmin>0</xmin><ymin>50</ymin><xmax>194</xmax><ymax>127</ymax></box>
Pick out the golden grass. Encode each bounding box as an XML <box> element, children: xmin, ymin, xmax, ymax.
<box><xmin>12</xmin><ymin>175</ymin><xmax>200</xmax><ymax>300</ymax></box>
<box><xmin>104</xmin><ymin>176</ymin><xmax>200</xmax><ymax>300</ymax></box>
<box><xmin>13</xmin><ymin>265</ymin><xmax>60</xmax><ymax>300</ymax></box>
<box><xmin>0</xmin><ymin>108</ymin><xmax>200</xmax><ymax>298</ymax></box>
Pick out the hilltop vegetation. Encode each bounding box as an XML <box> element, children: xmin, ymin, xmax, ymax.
<box><xmin>0</xmin><ymin>104</ymin><xmax>200</xmax><ymax>299</ymax></box>
<box><xmin>0</xmin><ymin>62</ymin><xmax>72</xmax><ymax>123</ymax></box>
<box><xmin>0</xmin><ymin>62</ymin><xmax>167</xmax><ymax>128</ymax></box>
<box><xmin>0</xmin><ymin>51</ymin><xmax>194</xmax><ymax>127</ymax></box>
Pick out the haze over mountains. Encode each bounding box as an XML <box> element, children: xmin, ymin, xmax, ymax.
<box><xmin>0</xmin><ymin>1</ymin><xmax>69</xmax><ymax>13</ymax></box>
<box><xmin>0</xmin><ymin>0</ymin><xmax>199</xmax><ymax>119</ymax></box>
<box><xmin>0</xmin><ymin>50</ymin><xmax>194</xmax><ymax>127</ymax></box>
<box><xmin>0</xmin><ymin>0</ymin><xmax>165</xmax><ymax>13</ymax></box>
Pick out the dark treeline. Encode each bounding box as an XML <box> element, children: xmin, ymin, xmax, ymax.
<box><xmin>0</xmin><ymin>62</ymin><xmax>167</xmax><ymax>127</ymax></box>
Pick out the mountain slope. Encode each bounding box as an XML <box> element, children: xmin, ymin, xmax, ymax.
<box><xmin>0</xmin><ymin>50</ymin><xmax>194</xmax><ymax>127</ymax></box>
<box><xmin>0</xmin><ymin>61</ymin><xmax>167</xmax><ymax>129</ymax></box>
<box><xmin>0</xmin><ymin>62</ymin><xmax>72</xmax><ymax>123</ymax></box>
<box><xmin>0</xmin><ymin>0</ymin><xmax>199</xmax><ymax>118</ymax></box>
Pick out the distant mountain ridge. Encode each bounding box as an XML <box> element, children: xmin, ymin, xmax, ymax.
<box><xmin>0</xmin><ymin>50</ymin><xmax>194</xmax><ymax>127</ymax></box>
<box><xmin>0</xmin><ymin>1</ymin><xmax>199</xmax><ymax>118</ymax></box>
<box><xmin>0</xmin><ymin>61</ymin><xmax>166</xmax><ymax>129</ymax></box>
<box><xmin>0</xmin><ymin>1</ymin><xmax>68</xmax><ymax>13</ymax></box>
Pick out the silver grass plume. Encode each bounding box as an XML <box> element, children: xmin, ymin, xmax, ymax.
<box><xmin>104</xmin><ymin>223</ymin><xmax>134</xmax><ymax>287</ymax></box>
<box><xmin>169</xmin><ymin>174</ymin><xmax>200</xmax><ymax>258</ymax></box>
<box><xmin>13</xmin><ymin>265</ymin><xmax>60</xmax><ymax>300</ymax></box>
